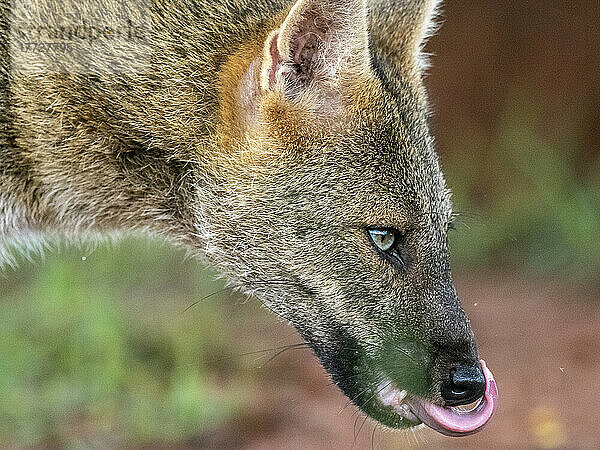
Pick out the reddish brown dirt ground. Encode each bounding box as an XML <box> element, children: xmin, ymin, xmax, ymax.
<box><xmin>198</xmin><ymin>275</ymin><xmax>600</xmax><ymax>449</ymax></box>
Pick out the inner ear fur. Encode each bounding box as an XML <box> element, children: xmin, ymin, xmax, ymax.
<box><xmin>260</xmin><ymin>0</ymin><xmax>370</xmax><ymax>93</ymax></box>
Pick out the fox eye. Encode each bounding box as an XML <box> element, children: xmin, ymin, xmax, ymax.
<box><xmin>368</xmin><ymin>228</ymin><xmax>396</xmax><ymax>252</ymax></box>
<box><xmin>367</xmin><ymin>227</ymin><xmax>409</xmax><ymax>270</ymax></box>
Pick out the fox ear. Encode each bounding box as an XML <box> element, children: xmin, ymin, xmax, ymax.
<box><xmin>370</xmin><ymin>0</ymin><xmax>442</xmax><ymax>73</ymax></box>
<box><xmin>260</xmin><ymin>0</ymin><xmax>370</xmax><ymax>93</ymax></box>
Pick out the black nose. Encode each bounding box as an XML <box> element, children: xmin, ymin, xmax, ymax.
<box><xmin>441</xmin><ymin>363</ymin><xmax>486</xmax><ymax>407</ymax></box>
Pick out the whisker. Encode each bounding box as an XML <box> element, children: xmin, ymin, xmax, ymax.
<box><xmin>371</xmin><ymin>423</ymin><xmax>379</xmax><ymax>450</ymax></box>
<box><xmin>208</xmin><ymin>342</ymin><xmax>310</xmax><ymax>364</ymax></box>
<box><xmin>350</xmin><ymin>379</ymin><xmax>392</xmax><ymax>420</ymax></box>
<box><xmin>353</xmin><ymin>415</ymin><xmax>369</xmax><ymax>447</ymax></box>
<box><xmin>257</xmin><ymin>344</ymin><xmax>312</xmax><ymax>366</ymax></box>
<box><xmin>397</xmin><ymin>347</ymin><xmax>418</xmax><ymax>366</ymax></box>
<box><xmin>339</xmin><ymin>386</ymin><xmax>370</xmax><ymax>415</ymax></box>
<box><xmin>353</xmin><ymin>415</ymin><xmax>362</xmax><ymax>440</ymax></box>
<box><xmin>247</xmin><ymin>342</ymin><xmax>311</xmax><ymax>357</ymax></box>
<box><xmin>180</xmin><ymin>286</ymin><xmax>233</xmax><ymax>314</ymax></box>
<box><xmin>452</xmin><ymin>210</ymin><xmax>482</xmax><ymax>220</ymax></box>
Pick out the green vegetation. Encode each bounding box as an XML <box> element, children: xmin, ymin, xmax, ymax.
<box><xmin>0</xmin><ymin>239</ymin><xmax>244</xmax><ymax>447</ymax></box>
<box><xmin>446</xmin><ymin>101</ymin><xmax>600</xmax><ymax>282</ymax></box>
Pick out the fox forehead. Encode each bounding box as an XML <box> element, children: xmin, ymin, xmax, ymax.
<box><xmin>267</xmin><ymin>121</ymin><xmax>454</xmax><ymax>231</ymax></box>
<box><xmin>323</xmin><ymin>89</ymin><xmax>454</xmax><ymax>226</ymax></box>
<box><xmin>252</xmin><ymin>82</ymin><xmax>453</xmax><ymax>227</ymax></box>
<box><xmin>334</xmin><ymin>145</ymin><xmax>454</xmax><ymax>229</ymax></box>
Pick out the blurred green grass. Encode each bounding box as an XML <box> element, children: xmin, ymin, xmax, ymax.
<box><xmin>446</xmin><ymin>99</ymin><xmax>600</xmax><ymax>282</ymax></box>
<box><xmin>0</xmin><ymin>239</ymin><xmax>245</xmax><ymax>447</ymax></box>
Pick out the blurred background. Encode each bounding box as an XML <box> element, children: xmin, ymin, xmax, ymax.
<box><xmin>1</xmin><ymin>1</ymin><xmax>599</xmax><ymax>448</ymax></box>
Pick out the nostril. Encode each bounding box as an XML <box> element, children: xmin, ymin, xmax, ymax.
<box><xmin>441</xmin><ymin>364</ymin><xmax>486</xmax><ymax>407</ymax></box>
<box><xmin>451</xmin><ymin>367</ymin><xmax>484</xmax><ymax>391</ymax></box>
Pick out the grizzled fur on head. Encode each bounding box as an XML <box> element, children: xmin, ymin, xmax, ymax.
<box><xmin>1</xmin><ymin>0</ymin><xmax>481</xmax><ymax>430</ymax></box>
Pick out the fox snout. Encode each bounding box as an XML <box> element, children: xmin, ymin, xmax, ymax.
<box><xmin>297</xmin><ymin>289</ymin><xmax>495</xmax><ymax>436</ymax></box>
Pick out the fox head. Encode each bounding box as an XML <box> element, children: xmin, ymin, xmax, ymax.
<box><xmin>199</xmin><ymin>0</ymin><xmax>498</xmax><ymax>435</ymax></box>
<box><xmin>0</xmin><ymin>0</ymin><xmax>497</xmax><ymax>436</ymax></box>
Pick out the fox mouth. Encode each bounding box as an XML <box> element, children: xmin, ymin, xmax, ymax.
<box><xmin>377</xmin><ymin>360</ymin><xmax>498</xmax><ymax>436</ymax></box>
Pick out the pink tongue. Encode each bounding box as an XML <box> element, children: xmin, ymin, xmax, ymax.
<box><xmin>413</xmin><ymin>360</ymin><xmax>498</xmax><ymax>437</ymax></box>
